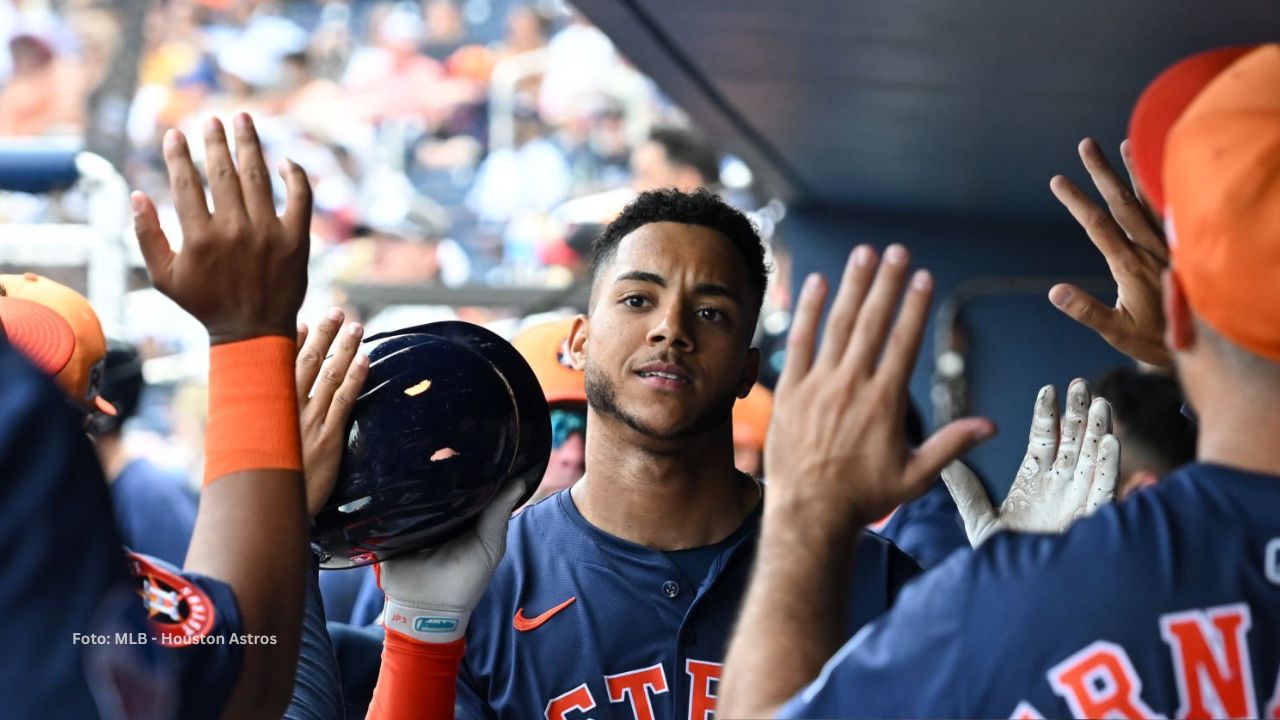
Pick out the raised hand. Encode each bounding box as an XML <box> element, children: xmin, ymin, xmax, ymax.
<box><xmin>296</xmin><ymin>308</ymin><xmax>369</xmax><ymax>518</ymax></box>
<box><xmin>942</xmin><ymin>379</ymin><xmax>1120</xmax><ymax>547</ymax></box>
<box><xmin>132</xmin><ymin>114</ymin><xmax>312</xmax><ymax>344</ymax></box>
<box><xmin>763</xmin><ymin>244</ymin><xmax>995</xmax><ymax>533</ymax></box>
<box><xmin>1049</xmin><ymin>139</ymin><xmax>1170</xmax><ymax>367</ymax></box>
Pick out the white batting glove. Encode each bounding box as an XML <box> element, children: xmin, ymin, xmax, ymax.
<box><xmin>378</xmin><ymin>480</ymin><xmax>524</xmax><ymax>643</ymax></box>
<box><xmin>942</xmin><ymin>379</ymin><xmax>1120</xmax><ymax>547</ymax></box>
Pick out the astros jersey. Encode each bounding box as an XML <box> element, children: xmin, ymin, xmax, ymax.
<box><xmin>458</xmin><ymin>488</ymin><xmax>920</xmax><ymax>719</ymax></box>
<box><xmin>0</xmin><ymin>340</ymin><xmax>245</xmax><ymax>719</ymax></box>
<box><xmin>779</xmin><ymin>462</ymin><xmax>1280</xmax><ymax>719</ymax></box>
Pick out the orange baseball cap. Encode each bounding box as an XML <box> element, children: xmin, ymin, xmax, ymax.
<box><xmin>511</xmin><ymin>318</ymin><xmax>587</xmax><ymax>405</ymax></box>
<box><xmin>1157</xmin><ymin>45</ymin><xmax>1280</xmax><ymax>363</ymax></box>
<box><xmin>732</xmin><ymin>383</ymin><xmax>772</xmax><ymax>451</ymax></box>
<box><xmin>1127</xmin><ymin>45</ymin><xmax>1256</xmax><ymax>215</ymax></box>
<box><xmin>0</xmin><ymin>273</ymin><xmax>116</xmax><ymax>415</ymax></box>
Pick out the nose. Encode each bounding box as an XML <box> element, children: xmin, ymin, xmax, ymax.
<box><xmin>646</xmin><ymin>302</ymin><xmax>694</xmax><ymax>351</ymax></box>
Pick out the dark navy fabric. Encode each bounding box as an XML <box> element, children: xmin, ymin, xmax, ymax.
<box><xmin>779</xmin><ymin>463</ymin><xmax>1280</xmax><ymax>719</ymax></box>
<box><xmin>351</xmin><ymin>568</ymin><xmax>386</xmax><ymax>627</ymax></box>
<box><xmin>321</xmin><ymin>564</ymin><xmax>376</xmax><ymax>624</ymax></box>
<box><xmin>663</xmin><ymin>543</ymin><xmax>730</xmax><ymax>589</ymax></box>
<box><xmin>877</xmin><ymin>479</ymin><xmax>970</xmax><ymax>569</ymax></box>
<box><xmin>0</xmin><ymin>340</ymin><xmax>135</xmax><ymax>718</ymax></box>
<box><xmin>111</xmin><ymin>458</ymin><xmax>197</xmax><ymax>566</ymax></box>
<box><xmin>285</xmin><ymin>554</ymin><xmax>346</xmax><ymax>720</ymax></box>
<box><xmin>457</xmin><ymin>488</ymin><xmax>920</xmax><ymax>719</ymax></box>
<box><xmin>326</xmin><ymin>621</ymin><xmax>385</xmax><ymax>719</ymax></box>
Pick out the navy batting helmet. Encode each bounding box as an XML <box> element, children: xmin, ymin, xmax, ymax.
<box><xmin>312</xmin><ymin>321</ymin><xmax>551</xmax><ymax>568</ymax></box>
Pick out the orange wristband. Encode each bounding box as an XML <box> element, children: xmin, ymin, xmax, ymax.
<box><xmin>366</xmin><ymin>630</ymin><xmax>464</xmax><ymax>720</ymax></box>
<box><xmin>204</xmin><ymin>336</ymin><xmax>302</xmax><ymax>485</ymax></box>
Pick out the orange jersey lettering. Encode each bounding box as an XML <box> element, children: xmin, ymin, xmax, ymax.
<box><xmin>1160</xmin><ymin>603</ymin><xmax>1257</xmax><ymax>719</ymax></box>
<box><xmin>1048</xmin><ymin>640</ymin><xmax>1163</xmax><ymax>720</ymax></box>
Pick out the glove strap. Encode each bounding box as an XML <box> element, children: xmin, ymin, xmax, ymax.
<box><xmin>383</xmin><ymin>599</ymin><xmax>471</xmax><ymax>644</ymax></box>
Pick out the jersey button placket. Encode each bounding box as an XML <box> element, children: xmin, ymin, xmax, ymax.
<box><xmin>662</xmin><ymin>580</ymin><xmax>680</xmax><ymax>598</ymax></box>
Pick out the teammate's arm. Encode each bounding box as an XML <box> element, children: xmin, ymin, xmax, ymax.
<box><xmin>366</xmin><ymin>481</ymin><xmax>524</xmax><ymax>720</ymax></box>
<box><xmin>719</xmin><ymin>244</ymin><xmax>994</xmax><ymax>718</ymax></box>
<box><xmin>133</xmin><ymin>115</ymin><xmax>314</xmax><ymax>719</ymax></box>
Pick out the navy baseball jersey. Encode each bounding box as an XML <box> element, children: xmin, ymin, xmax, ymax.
<box><xmin>779</xmin><ymin>462</ymin><xmax>1280</xmax><ymax>719</ymax></box>
<box><xmin>458</xmin><ymin>488</ymin><xmax>920</xmax><ymax>719</ymax></box>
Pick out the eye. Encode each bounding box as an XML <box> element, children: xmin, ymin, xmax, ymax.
<box><xmin>621</xmin><ymin>294</ymin><xmax>650</xmax><ymax>309</ymax></box>
<box><xmin>697</xmin><ymin>307</ymin><xmax>725</xmax><ymax>322</ymax></box>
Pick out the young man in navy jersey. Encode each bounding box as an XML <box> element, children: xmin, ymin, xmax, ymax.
<box><xmin>719</xmin><ymin>44</ymin><xmax>1280</xmax><ymax>720</ymax></box>
<box><xmin>365</xmin><ymin>188</ymin><xmax>923</xmax><ymax>720</ymax></box>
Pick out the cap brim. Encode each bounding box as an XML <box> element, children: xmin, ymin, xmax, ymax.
<box><xmin>1128</xmin><ymin>46</ymin><xmax>1256</xmax><ymax>215</ymax></box>
<box><xmin>0</xmin><ymin>297</ymin><xmax>75</xmax><ymax>376</ymax></box>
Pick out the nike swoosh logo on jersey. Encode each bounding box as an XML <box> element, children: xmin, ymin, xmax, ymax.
<box><xmin>513</xmin><ymin>596</ymin><xmax>577</xmax><ymax>632</ymax></box>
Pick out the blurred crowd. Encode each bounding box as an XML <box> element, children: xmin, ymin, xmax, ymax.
<box><xmin>0</xmin><ymin>0</ymin><xmax>716</xmax><ymax>283</ymax></box>
<box><xmin>1</xmin><ymin>0</ymin><xmax>789</xmax><ymax>487</ymax></box>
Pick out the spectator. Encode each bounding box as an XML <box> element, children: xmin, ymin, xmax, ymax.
<box><xmin>0</xmin><ymin>33</ymin><xmax>83</xmax><ymax>136</ymax></box>
<box><xmin>631</xmin><ymin>125</ymin><xmax>720</xmax><ymax>193</ymax></box>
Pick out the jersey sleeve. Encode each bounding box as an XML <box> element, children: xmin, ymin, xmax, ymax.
<box><xmin>778</xmin><ymin>549</ymin><xmax>975</xmax><ymax>719</ymax></box>
<box><xmin>126</xmin><ymin>552</ymin><xmax>246</xmax><ymax>720</ymax></box>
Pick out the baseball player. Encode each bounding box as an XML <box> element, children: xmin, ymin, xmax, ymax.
<box><xmin>363</xmin><ymin>187</ymin><xmax>921</xmax><ymax>720</ymax></box>
<box><xmin>730</xmin><ymin>382</ymin><xmax>771</xmax><ymax>475</ymax></box>
<box><xmin>719</xmin><ymin>44</ymin><xmax>1280</xmax><ymax>719</ymax></box>
<box><xmin>0</xmin><ymin>113</ymin><xmax>359</xmax><ymax>719</ymax></box>
<box><xmin>512</xmin><ymin>317</ymin><xmax>590</xmax><ymax>506</ymax></box>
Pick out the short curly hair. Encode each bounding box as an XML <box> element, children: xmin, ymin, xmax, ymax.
<box><xmin>590</xmin><ymin>188</ymin><xmax>768</xmax><ymax>322</ymax></box>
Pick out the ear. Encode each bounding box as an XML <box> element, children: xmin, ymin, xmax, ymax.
<box><xmin>1120</xmin><ymin>470</ymin><xmax>1160</xmax><ymax>499</ymax></box>
<box><xmin>1163</xmin><ymin>269</ymin><xmax>1196</xmax><ymax>353</ymax></box>
<box><xmin>738</xmin><ymin>347</ymin><xmax>761</xmax><ymax>398</ymax></box>
<box><xmin>567</xmin><ymin>314</ymin><xmax>589</xmax><ymax>372</ymax></box>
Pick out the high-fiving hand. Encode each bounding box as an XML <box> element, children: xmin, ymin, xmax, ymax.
<box><xmin>133</xmin><ymin>115</ymin><xmax>312</xmax><ymax>344</ymax></box>
<box><xmin>764</xmin><ymin>244</ymin><xmax>996</xmax><ymax>534</ymax></box>
<box><xmin>1049</xmin><ymin>139</ymin><xmax>1170</xmax><ymax>367</ymax></box>
<box><xmin>942</xmin><ymin>379</ymin><xmax>1119</xmax><ymax>547</ymax></box>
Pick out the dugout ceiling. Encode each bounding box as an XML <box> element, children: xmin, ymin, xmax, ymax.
<box><xmin>573</xmin><ymin>0</ymin><xmax>1280</xmax><ymax>218</ymax></box>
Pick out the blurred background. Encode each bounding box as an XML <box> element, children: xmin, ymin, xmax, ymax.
<box><xmin>7</xmin><ymin>0</ymin><xmax>1266</xmax><ymax>498</ymax></box>
<box><xmin>0</xmin><ymin>0</ymin><xmax>788</xmax><ymax>490</ymax></box>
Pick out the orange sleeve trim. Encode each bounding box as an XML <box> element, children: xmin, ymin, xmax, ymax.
<box><xmin>203</xmin><ymin>336</ymin><xmax>302</xmax><ymax>485</ymax></box>
<box><xmin>366</xmin><ymin>630</ymin><xmax>464</xmax><ymax>720</ymax></box>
